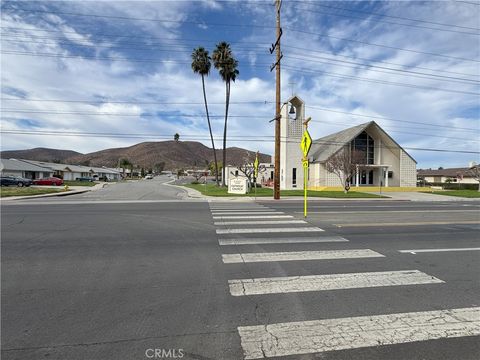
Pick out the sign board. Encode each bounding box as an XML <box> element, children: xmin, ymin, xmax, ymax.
<box><xmin>253</xmin><ymin>152</ymin><xmax>259</xmax><ymax>178</ymax></box>
<box><xmin>300</xmin><ymin>129</ymin><xmax>312</xmax><ymax>157</ymax></box>
<box><xmin>228</xmin><ymin>178</ymin><xmax>248</xmax><ymax>194</ymax></box>
<box><xmin>302</xmin><ymin>159</ymin><xmax>309</xmax><ymax>168</ymax></box>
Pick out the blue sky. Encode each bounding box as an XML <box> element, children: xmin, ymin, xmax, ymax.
<box><xmin>1</xmin><ymin>0</ymin><xmax>479</xmax><ymax>169</ymax></box>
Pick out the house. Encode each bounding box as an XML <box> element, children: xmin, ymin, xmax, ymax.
<box><xmin>90</xmin><ymin>167</ymin><xmax>121</xmax><ymax>181</ymax></box>
<box><xmin>417</xmin><ymin>165</ymin><xmax>478</xmax><ymax>184</ymax></box>
<box><xmin>20</xmin><ymin>160</ymin><xmax>92</xmax><ymax>181</ymax></box>
<box><xmin>0</xmin><ymin>158</ymin><xmax>53</xmax><ymax>179</ymax></box>
<box><xmin>279</xmin><ymin>95</ymin><xmax>417</xmax><ymax>190</ymax></box>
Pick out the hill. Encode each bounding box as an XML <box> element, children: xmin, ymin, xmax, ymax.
<box><xmin>58</xmin><ymin>141</ymin><xmax>272</xmax><ymax>169</ymax></box>
<box><xmin>0</xmin><ymin>147</ymin><xmax>83</xmax><ymax>163</ymax></box>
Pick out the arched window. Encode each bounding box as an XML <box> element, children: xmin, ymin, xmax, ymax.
<box><xmin>351</xmin><ymin>131</ymin><xmax>375</xmax><ymax>165</ymax></box>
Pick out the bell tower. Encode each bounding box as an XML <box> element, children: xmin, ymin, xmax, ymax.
<box><xmin>280</xmin><ymin>95</ymin><xmax>305</xmax><ymax>190</ymax></box>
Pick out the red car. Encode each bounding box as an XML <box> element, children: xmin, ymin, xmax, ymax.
<box><xmin>33</xmin><ymin>177</ymin><xmax>64</xmax><ymax>186</ymax></box>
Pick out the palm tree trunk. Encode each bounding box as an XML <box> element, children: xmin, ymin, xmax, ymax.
<box><xmin>202</xmin><ymin>75</ymin><xmax>219</xmax><ymax>186</ymax></box>
<box><xmin>222</xmin><ymin>81</ymin><xmax>230</xmax><ymax>187</ymax></box>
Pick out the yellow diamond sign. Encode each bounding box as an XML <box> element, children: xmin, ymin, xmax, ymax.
<box><xmin>300</xmin><ymin>129</ymin><xmax>312</xmax><ymax>157</ymax></box>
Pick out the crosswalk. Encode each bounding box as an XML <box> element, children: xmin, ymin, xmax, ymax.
<box><xmin>208</xmin><ymin>201</ymin><xmax>480</xmax><ymax>359</ymax></box>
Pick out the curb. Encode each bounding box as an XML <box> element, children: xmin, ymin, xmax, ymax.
<box><xmin>0</xmin><ymin>183</ymin><xmax>108</xmax><ymax>201</ymax></box>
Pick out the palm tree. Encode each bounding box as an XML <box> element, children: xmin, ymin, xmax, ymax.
<box><xmin>212</xmin><ymin>42</ymin><xmax>239</xmax><ymax>186</ymax></box>
<box><xmin>118</xmin><ymin>158</ymin><xmax>131</xmax><ymax>179</ymax></box>
<box><xmin>191</xmin><ymin>47</ymin><xmax>219</xmax><ymax>186</ymax></box>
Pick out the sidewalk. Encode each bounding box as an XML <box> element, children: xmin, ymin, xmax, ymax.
<box><xmin>365</xmin><ymin>191</ymin><xmax>478</xmax><ymax>202</ymax></box>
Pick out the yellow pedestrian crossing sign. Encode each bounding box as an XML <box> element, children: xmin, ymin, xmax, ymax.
<box><xmin>254</xmin><ymin>152</ymin><xmax>259</xmax><ymax>177</ymax></box>
<box><xmin>300</xmin><ymin>129</ymin><xmax>312</xmax><ymax>157</ymax></box>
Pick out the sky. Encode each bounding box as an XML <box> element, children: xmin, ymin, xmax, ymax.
<box><xmin>1</xmin><ymin>0</ymin><xmax>479</xmax><ymax>169</ymax></box>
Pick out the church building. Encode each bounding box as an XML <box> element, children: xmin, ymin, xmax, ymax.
<box><xmin>280</xmin><ymin>95</ymin><xmax>417</xmax><ymax>190</ymax></box>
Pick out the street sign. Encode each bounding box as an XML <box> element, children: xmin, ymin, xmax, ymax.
<box><xmin>254</xmin><ymin>152</ymin><xmax>259</xmax><ymax>178</ymax></box>
<box><xmin>300</xmin><ymin>129</ymin><xmax>312</xmax><ymax>157</ymax></box>
<box><xmin>302</xmin><ymin>159</ymin><xmax>309</xmax><ymax>168</ymax></box>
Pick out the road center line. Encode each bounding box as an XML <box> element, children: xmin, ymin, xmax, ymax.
<box><xmin>335</xmin><ymin>221</ymin><xmax>480</xmax><ymax>227</ymax></box>
<box><xmin>238</xmin><ymin>307</ymin><xmax>480</xmax><ymax>359</ymax></box>
<box><xmin>222</xmin><ymin>249</ymin><xmax>384</xmax><ymax>263</ymax></box>
<box><xmin>399</xmin><ymin>247</ymin><xmax>480</xmax><ymax>254</ymax></box>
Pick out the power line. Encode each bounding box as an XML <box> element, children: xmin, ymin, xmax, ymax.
<box><xmin>283</xmin><ymin>54</ymin><xmax>479</xmax><ymax>84</ymax></box>
<box><xmin>281</xmin><ymin>64</ymin><xmax>480</xmax><ymax>96</ymax></box>
<box><xmin>283</xmin><ymin>45</ymin><xmax>479</xmax><ymax>78</ymax></box>
<box><xmin>3</xmin><ymin>98</ymin><xmax>477</xmax><ymax>132</ymax></box>
<box><xmin>5</xmin><ymin>6</ymin><xmax>480</xmax><ymax>63</ymax></box>
<box><xmin>3</xmin><ymin>50</ymin><xmax>477</xmax><ymax>96</ymax></box>
<box><xmin>291</xmin><ymin>4</ymin><xmax>480</xmax><ymax>36</ymax></box>
<box><xmin>300</xmin><ymin>104</ymin><xmax>480</xmax><ymax>132</ymax></box>
<box><xmin>3</xmin><ymin>36</ymin><xmax>476</xmax><ymax>84</ymax></box>
<box><xmin>1</xmin><ymin>129</ymin><xmax>478</xmax><ymax>154</ymax></box>
<box><xmin>293</xmin><ymin>2</ymin><xmax>480</xmax><ymax>32</ymax></box>
<box><xmin>3</xmin><ymin>26</ymin><xmax>475</xmax><ymax>78</ymax></box>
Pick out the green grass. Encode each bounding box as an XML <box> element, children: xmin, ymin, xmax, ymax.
<box><xmin>426</xmin><ymin>190</ymin><xmax>480</xmax><ymax>198</ymax></box>
<box><xmin>184</xmin><ymin>184</ymin><xmax>385</xmax><ymax>198</ymax></box>
<box><xmin>64</xmin><ymin>180</ymin><xmax>97</xmax><ymax>187</ymax></box>
<box><xmin>0</xmin><ymin>187</ymin><xmax>64</xmax><ymax>197</ymax></box>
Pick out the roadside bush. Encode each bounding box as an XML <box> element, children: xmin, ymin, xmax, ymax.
<box><xmin>191</xmin><ymin>180</ymin><xmax>200</xmax><ymax>185</ymax></box>
<box><xmin>427</xmin><ymin>182</ymin><xmax>478</xmax><ymax>190</ymax></box>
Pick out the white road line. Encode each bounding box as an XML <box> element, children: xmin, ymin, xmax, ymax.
<box><xmin>295</xmin><ymin>210</ymin><xmax>480</xmax><ymax>214</ymax></box>
<box><xmin>216</xmin><ymin>227</ymin><xmax>324</xmax><ymax>234</ymax></box>
<box><xmin>210</xmin><ymin>209</ymin><xmax>276</xmax><ymax>212</ymax></box>
<box><xmin>228</xmin><ymin>270</ymin><xmax>443</xmax><ymax>296</ymax></box>
<box><xmin>211</xmin><ymin>212</ymin><xmax>284</xmax><ymax>216</ymax></box>
<box><xmin>218</xmin><ymin>237</ymin><xmax>348</xmax><ymax>245</ymax></box>
<box><xmin>399</xmin><ymin>247</ymin><xmax>480</xmax><ymax>254</ymax></box>
<box><xmin>238</xmin><ymin>307</ymin><xmax>480</xmax><ymax>359</ymax></box>
<box><xmin>214</xmin><ymin>220</ymin><xmax>307</xmax><ymax>226</ymax></box>
<box><xmin>212</xmin><ymin>215</ymin><xmax>293</xmax><ymax>219</ymax></box>
<box><xmin>222</xmin><ymin>249</ymin><xmax>384</xmax><ymax>263</ymax></box>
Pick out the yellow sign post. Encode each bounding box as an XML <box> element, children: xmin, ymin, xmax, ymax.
<box><xmin>300</xmin><ymin>117</ymin><xmax>312</xmax><ymax>218</ymax></box>
<box><xmin>254</xmin><ymin>151</ymin><xmax>259</xmax><ymax>199</ymax></box>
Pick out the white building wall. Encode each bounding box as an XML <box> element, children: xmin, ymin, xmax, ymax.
<box><xmin>400</xmin><ymin>150</ymin><xmax>417</xmax><ymax>187</ymax></box>
<box><xmin>381</xmin><ymin>147</ymin><xmax>400</xmax><ymax>187</ymax></box>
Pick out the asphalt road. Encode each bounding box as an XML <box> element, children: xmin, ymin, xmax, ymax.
<box><xmin>1</xmin><ymin>180</ymin><xmax>479</xmax><ymax>359</ymax></box>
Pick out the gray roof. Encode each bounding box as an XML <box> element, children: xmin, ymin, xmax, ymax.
<box><xmin>0</xmin><ymin>158</ymin><xmax>53</xmax><ymax>172</ymax></box>
<box><xmin>309</xmin><ymin>122</ymin><xmax>372</xmax><ymax>162</ymax></box>
<box><xmin>309</xmin><ymin>121</ymin><xmax>416</xmax><ymax>164</ymax></box>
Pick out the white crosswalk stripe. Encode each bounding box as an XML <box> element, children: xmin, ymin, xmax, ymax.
<box><xmin>228</xmin><ymin>270</ymin><xmax>444</xmax><ymax>296</ymax></box>
<box><xmin>216</xmin><ymin>227</ymin><xmax>324</xmax><ymax>234</ymax></box>
<box><xmin>211</xmin><ymin>211</ymin><xmax>283</xmax><ymax>215</ymax></box>
<box><xmin>214</xmin><ymin>219</ymin><xmax>307</xmax><ymax>226</ymax></box>
<box><xmin>222</xmin><ymin>249</ymin><xmax>384</xmax><ymax>263</ymax></box>
<box><xmin>208</xmin><ymin>203</ymin><xmax>471</xmax><ymax>359</ymax></box>
<box><xmin>218</xmin><ymin>236</ymin><xmax>348</xmax><ymax>245</ymax></box>
<box><xmin>238</xmin><ymin>307</ymin><xmax>480</xmax><ymax>359</ymax></box>
<box><xmin>212</xmin><ymin>215</ymin><xmax>293</xmax><ymax>219</ymax></box>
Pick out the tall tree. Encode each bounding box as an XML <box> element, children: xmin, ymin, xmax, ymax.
<box><xmin>212</xmin><ymin>42</ymin><xmax>239</xmax><ymax>186</ymax></box>
<box><xmin>174</xmin><ymin>133</ymin><xmax>180</xmax><ymax>142</ymax></box>
<box><xmin>191</xmin><ymin>47</ymin><xmax>220</xmax><ymax>186</ymax></box>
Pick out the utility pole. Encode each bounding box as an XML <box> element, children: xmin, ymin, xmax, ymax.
<box><xmin>270</xmin><ymin>0</ymin><xmax>282</xmax><ymax>200</ymax></box>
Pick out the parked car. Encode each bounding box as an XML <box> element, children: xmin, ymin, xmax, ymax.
<box><xmin>33</xmin><ymin>177</ymin><xmax>64</xmax><ymax>186</ymax></box>
<box><xmin>145</xmin><ymin>174</ymin><xmax>154</xmax><ymax>179</ymax></box>
<box><xmin>76</xmin><ymin>176</ymin><xmax>95</xmax><ymax>182</ymax></box>
<box><xmin>0</xmin><ymin>176</ymin><xmax>33</xmax><ymax>187</ymax></box>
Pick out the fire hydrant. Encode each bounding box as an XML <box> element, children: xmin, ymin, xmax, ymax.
<box><xmin>64</xmin><ymin>184</ymin><xmax>69</xmax><ymax>191</ymax></box>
